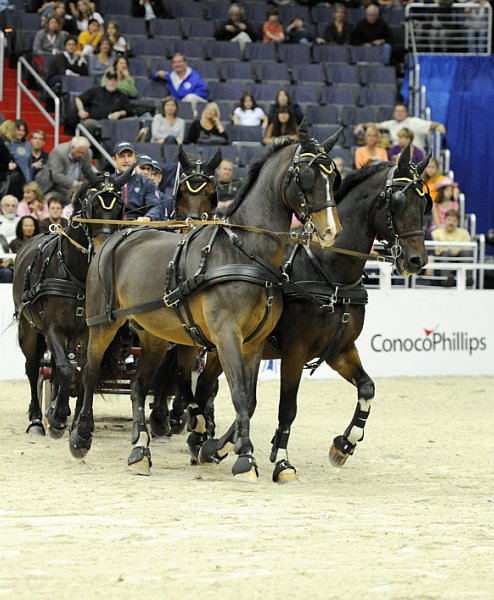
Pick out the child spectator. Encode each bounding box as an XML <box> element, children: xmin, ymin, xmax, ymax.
<box><xmin>390</xmin><ymin>127</ymin><xmax>425</xmax><ymax>165</ymax></box>
<box><xmin>105</xmin><ymin>20</ymin><xmax>128</xmax><ymax>55</ymax></box>
<box><xmin>232</xmin><ymin>93</ymin><xmax>268</xmax><ymax>129</ymax></box>
<box><xmin>263</xmin><ymin>108</ymin><xmax>298</xmax><ymax>145</ymax></box>
<box><xmin>267</xmin><ymin>88</ymin><xmax>304</xmax><ymax>126</ymax></box>
<box><xmin>77</xmin><ymin>17</ymin><xmax>102</xmax><ymax>56</ymax></box>
<box><xmin>431</xmin><ymin>177</ymin><xmax>460</xmax><ymax>230</ymax></box>
<box><xmin>423</xmin><ymin>157</ymin><xmax>448</xmax><ymax>202</ymax></box>
<box><xmin>263</xmin><ymin>7</ymin><xmax>285</xmax><ymax>44</ymax></box>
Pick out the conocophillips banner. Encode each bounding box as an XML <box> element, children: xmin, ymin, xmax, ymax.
<box><xmin>1</xmin><ymin>286</ymin><xmax>493</xmax><ymax>381</ymax></box>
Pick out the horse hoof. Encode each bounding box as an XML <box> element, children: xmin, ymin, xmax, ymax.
<box><xmin>128</xmin><ymin>446</ymin><xmax>152</xmax><ymax>476</ymax></box>
<box><xmin>232</xmin><ymin>455</ymin><xmax>259</xmax><ymax>483</ymax></box>
<box><xmin>48</xmin><ymin>424</ymin><xmax>66</xmax><ymax>439</ymax></box>
<box><xmin>198</xmin><ymin>438</ymin><xmax>224</xmax><ymax>465</ymax></box>
<box><xmin>69</xmin><ymin>429</ymin><xmax>91</xmax><ymax>459</ymax></box>
<box><xmin>329</xmin><ymin>444</ymin><xmax>350</xmax><ymax>467</ymax></box>
<box><xmin>170</xmin><ymin>413</ymin><xmax>186</xmax><ymax>435</ymax></box>
<box><xmin>272</xmin><ymin>459</ymin><xmax>299</xmax><ymax>484</ymax></box>
<box><xmin>150</xmin><ymin>413</ymin><xmax>171</xmax><ymax>439</ymax></box>
<box><xmin>26</xmin><ymin>419</ymin><xmax>45</xmax><ymax>436</ymax></box>
<box><xmin>187</xmin><ymin>431</ymin><xmax>206</xmax><ymax>463</ymax></box>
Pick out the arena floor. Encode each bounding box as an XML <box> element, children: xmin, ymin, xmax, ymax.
<box><xmin>1</xmin><ymin>377</ymin><xmax>493</xmax><ymax>599</ymax></box>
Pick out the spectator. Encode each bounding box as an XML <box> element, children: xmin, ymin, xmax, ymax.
<box><xmin>322</xmin><ymin>3</ymin><xmax>353</xmax><ymax>45</ymax></box>
<box><xmin>150</xmin><ymin>96</ymin><xmax>185</xmax><ymax>145</ymax></box>
<box><xmin>88</xmin><ymin>38</ymin><xmax>113</xmax><ymax>77</ymax></box>
<box><xmin>77</xmin><ymin>17</ymin><xmax>102</xmax><ymax>56</ymax></box>
<box><xmin>17</xmin><ymin>182</ymin><xmax>50</xmax><ymax>220</ymax></box>
<box><xmin>150</xmin><ymin>53</ymin><xmax>208</xmax><ymax>116</ymax></box>
<box><xmin>354</xmin><ymin>102</ymin><xmax>446</xmax><ymax>149</ymax></box>
<box><xmin>35</xmin><ymin>136</ymin><xmax>92</xmax><ymax>202</ymax></box>
<box><xmin>6</xmin><ymin>120</ymin><xmax>32</xmax><ymax>183</ymax></box>
<box><xmin>354</xmin><ymin>125</ymin><xmax>388</xmax><ymax>169</ymax></box>
<box><xmin>111</xmin><ymin>142</ymin><xmax>161</xmax><ymax>221</ymax></box>
<box><xmin>0</xmin><ymin>232</ymin><xmax>14</xmax><ymax>283</ymax></box>
<box><xmin>28</xmin><ymin>130</ymin><xmax>49</xmax><ymax>183</ymax></box>
<box><xmin>263</xmin><ymin>7</ymin><xmax>285</xmax><ymax>44</ymax></box>
<box><xmin>423</xmin><ymin>157</ymin><xmax>448</xmax><ymax>203</ymax></box>
<box><xmin>216</xmin><ymin>159</ymin><xmax>242</xmax><ymax>211</ymax></box>
<box><xmin>390</xmin><ymin>127</ymin><xmax>425</xmax><ymax>165</ymax></box>
<box><xmin>134</xmin><ymin>155</ymin><xmax>174</xmax><ymax>220</ymax></box>
<box><xmin>131</xmin><ymin>0</ymin><xmax>169</xmax><ymax>37</ymax></box>
<box><xmin>74</xmin><ymin>71</ymin><xmax>132</xmax><ymax>136</ymax></box>
<box><xmin>431</xmin><ymin>177</ymin><xmax>460</xmax><ymax>230</ymax></box>
<box><xmin>263</xmin><ymin>108</ymin><xmax>298</xmax><ymax>145</ymax></box>
<box><xmin>32</xmin><ymin>15</ymin><xmax>66</xmax><ymax>58</ymax></box>
<box><xmin>351</xmin><ymin>4</ymin><xmax>392</xmax><ymax>64</ymax></box>
<box><xmin>0</xmin><ymin>195</ymin><xmax>20</xmax><ymax>244</ymax></box>
<box><xmin>105</xmin><ymin>20</ymin><xmax>128</xmax><ymax>55</ymax></box>
<box><xmin>214</xmin><ymin>3</ymin><xmax>257</xmax><ymax>55</ymax></box>
<box><xmin>333</xmin><ymin>156</ymin><xmax>352</xmax><ymax>180</ymax></box>
<box><xmin>74</xmin><ymin>0</ymin><xmax>104</xmax><ymax>33</ymax></box>
<box><xmin>232</xmin><ymin>93</ymin><xmax>268</xmax><ymax>129</ymax></box>
<box><xmin>267</xmin><ymin>88</ymin><xmax>304</xmax><ymax>126</ymax></box>
<box><xmin>285</xmin><ymin>16</ymin><xmax>314</xmax><ymax>45</ymax></box>
<box><xmin>9</xmin><ymin>216</ymin><xmax>40</xmax><ymax>254</ymax></box>
<box><xmin>186</xmin><ymin>102</ymin><xmax>229</xmax><ymax>145</ymax></box>
<box><xmin>52</xmin><ymin>2</ymin><xmax>78</xmax><ymax>37</ymax></box>
<box><xmin>46</xmin><ymin>36</ymin><xmax>89</xmax><ymax>97</ymax></box>
<box><xmin>1</xmin><ymin>120</ymin><xmax>26</xmax><ymax>199</ymax></box>
<box><xmin>101</xmin><ymin>56</ymin><xmax>138</xmax><ymax>98</ymax></box>
<box><xmin>39</xmin><ymin>197</ymin><xmax>70</xmax><ymax>232</ymax></box>
<box><xmin>464</xmin><ymin>0</ymin><xmax>489</xmax><ymax>53</ymax></box>
<box><xmin>431</xmin><ymin>209</ymin><xmax>473</xmax><ymax>287</ymax></box>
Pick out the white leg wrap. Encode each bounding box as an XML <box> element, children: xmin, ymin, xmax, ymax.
<box><xmin>346</xmin><ymin>398</ymin><xmax>372</xmax><ymax>446</ymax></box>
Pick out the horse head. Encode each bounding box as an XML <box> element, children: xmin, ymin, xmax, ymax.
<box><xmin>75</xmin><ymin>164</ymin><xmax>130</xmax><ymax>249</ymax></box>
<box><xmin>378</xmin><ymin>145</ymin><xmax>432</xmax><ymax>275</ymax></box>
<box><xmin>284</xmin><ymin>119</ymin><xmax>343</xmax><ymax>248</ymax></box>
<box><xmin>175</xmin><ymin>146</ymin><xmax>221</xmax><ymax>219</ymax></box>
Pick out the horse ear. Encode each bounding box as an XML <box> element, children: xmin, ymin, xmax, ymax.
<box><xmin>397</xmin><ymin>143</ymin><xmax>412</xmax><ymax>171</ymax></box>
<box><xmin>178</xmin><ymin>145</ymin><xmax>194</xmax><ymax>174</ymax></box>
<box><xmin>204</xmin><ymin>147</ymin><xmax>223</xmax><ymax>175</ymax></box>
<box><xmin>416</xmin><ymin>149</ymin><xmax>433</xmax><ymax>175</ymax></box>
<box><xmin>322</xmin><ymin>126</ymin><xmax>343</xmax><ymax>153</ymax></box>
<box><xmin>298</xmin><ymin>117</ymin><xmax>312</xmax><ymax>150</ymax></box>
<box><xmin>81</xmin><ymin>161</ymin><xmax>98</xmax><ymax>185</ymax></box>
<box><xmin>114</xmin><ymin>165</ymin><xmax>133</xmax><ymax>190</ymax></box>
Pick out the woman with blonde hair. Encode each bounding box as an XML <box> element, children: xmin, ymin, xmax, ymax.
<box><xmin>186</xmin><ymin>102</ymin><xmax>229</xmax><ymax>145</ymax></box>
<box><xmin>354</xmin><ymin>125</ymin><xmax>388</xmax><ymax>169</ymax></box>
<box><xmin>17</xmin><ymin>182</ymin><xmax>49</xmax><ymax>220</ymax></box>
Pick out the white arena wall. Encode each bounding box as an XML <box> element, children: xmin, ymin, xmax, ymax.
<box><xmin>1</xmin><ymin>284</ymin><xmax>493</xmax><ymax>381</ymax></box>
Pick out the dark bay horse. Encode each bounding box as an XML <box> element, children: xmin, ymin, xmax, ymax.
<box><xmin>12</xmin><ymin>166</ymin><xmax>131</xmax><ymax>437</ymax></box>
<box><xmin>196</xmin><ymin>146</ymin><xmax>432</xmax><ymax>482</ymax></box>
<box><xmin>69</xmin><ymin>121</ymin><xmax>343</xmax><ymax>481</ymax></box>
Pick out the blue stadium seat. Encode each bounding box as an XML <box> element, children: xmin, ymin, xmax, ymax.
<box><xmin>359</xmin><ymin>65</ymin><xmax>397</xmax><ymax>86</ymax></box>
<box><xmin>321</xmin><ymin>84</ymin><xmax>360</xmax><ymax>106</ymax></box>
<box><xmin>359</xmin><ymin>86</ymin><xmax>396</xmax><ymax>107</ymax></box>
<box><xmin>310</xmin><ymin>124</ymin><xmax>342</xmax><ymax>144</ymax></box>
<box><xmin>181</xmin><ymin>18</ymin><xmax>214</xmax><ymax>40</ymax></box>
<box><xmin>128</xmin><ymin>57</ymin><xmax>148</xmax><ymax>77</ymax></box>
<box><xmin>291</xmin><ymin>64</ymin><xmax>327</xmax><ymax>86</ymax></box>
<box><xmin>99</xmin><ymin>0</ymin><xmax>133</xmax><ymax>16</ymax></box>
<box><xmin>340</xmin><ymin>106</ymin><xmax>377</xmax><ymax>126</ymax></box>
<box><xmin>305</xmin><ymin>105</ymin><xmax>340</xmax><ymax>126</ymax></box>
<box><xmin>169</xmin><ymin>0</ymin><xmax>205</xmax><ymax>19</ymax></box>
<box><xmin>148</xmin><ymin>19</ymin><xmax>183</xmax><ymax>40</ymax></box>
<box><xmin>312</xmin><ymin>45</ymin><xmax>350</xmax><ymax>65</ymax></box>
<box><xmin>325</xmin><ymin>64</ymin><xmax>360</xmax><ymax>85</ymax></box>
<box><xmin>134</xmin><ymin>142</ymin><xmax>162</xmax><ymax>161</ymax></box>
<box><xmin>116</xmin><ymin>16</ymin><xmax>147</xmax><ymax>36</ymax></box>
<box><xmin>277</xmin><ymin>44</ymin><xmax>311</xmax><ymax>67</ymax></box>
<box><xmin>168</xmin><ymin>39</ymin><xmax>205</xmax><ymax>60</ymax></box>
<box><xmin>254</xmin><ymin>62</ymin><xmax>291</xmax><ymax>85</ymax></box>
<box><xmin>247</xmin><ymin>83</ymin><xmax>282</xmax><ymax>103</ymax></box>
<box><xmin>100</xmin><ymin>118</ymin><xmax>141</xmax><ymax>148</ymax></box>
<box><xmin>349</xmin><ymin>45</ymin><xmax>385</xmax><ymax>64</ymax></box>
<box><xmin>289</xmin><ymin>86</ymin><xmax>321</xmax><ymax>105</ymax></box>
<box><xmin>206</xmin><ymin>40</ymin><xmax>242</xmax><ymax>62</ymax></box>
<box><xmin>226</xmin><ymin>125</ymin><xmax>263</xmax><ymax>144</ymax></box>
<box><xmin>62</xmin><ymin>76</ymin><xmax>96</xmax><ymax>96</ymax></box>
<box><xmin>244</xmin><ymin>42</ymin><xmax>278</xmax><ymax>63</ymax></box>
<box><xmin>132</xmin><ymin>38</ymin><xmax>167</xmax><ymax>58</ymax></box>
<box><xmin>220</xmin><ymin>62</ymin><xmax>255</xmax><ymax>83</ymax></box>
<box><xmin>208</xmin><ymin>81</ymin><xmax>246</xmax><ymax>102</ymax></box>
<box><xmin>135</xmin><ymin>79</ymin><xmax>167</xmax><ymax>100</ymax></box>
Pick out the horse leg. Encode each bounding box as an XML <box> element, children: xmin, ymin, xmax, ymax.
<box><xmin>128</xmin><ymin>335</ymin><xmax>170</xmax><ymax>475</ymax></box>
<box><xmin>45</xmin><ymin>330</ymin><xmax>76</xmax><ymax>438</ymax></box>
<box><xmin>269</xmin><ymin>350</ymin><xmax>306</xmax><ymax>485</ymax></box>
<box><xmin>69</xmin><ymin>321</ymin><xmax>122</xmax><ymax>459</ymax></box>
<box><xmin>327</xmin><ymin>344</ymin><xmax>375</xmax><ymax>467</ymax></box>
<box><xmin>19</xmin><ymin>321</ymin><xmax>46</xmax><ymax>436</ymax></box>
<box><xmin>201</xmin><ymin>342</ymin><xmax>263</xmax><ymax>483</ymax></box>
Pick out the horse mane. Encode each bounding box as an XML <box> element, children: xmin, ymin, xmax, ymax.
<box><xmin>335</xmin><ymin>162</ymin><xmax>393</xmax><ymax>204</ymax></box>
<box><xmin>222</xmin><ymin>139</ymin><xmax>295</xmax><ymax>217</ymax></box>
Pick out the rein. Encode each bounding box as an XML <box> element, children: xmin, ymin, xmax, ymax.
<box><xmin>70</xmin><ymin>216</ymin><xmax>392</xmax><ymax>263</ymax></box>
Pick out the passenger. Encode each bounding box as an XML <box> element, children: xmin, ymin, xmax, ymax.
<box><xmin>111</xmin><ymin>142</ymin><xmax>161</xmax><ymax>222</ymax></box>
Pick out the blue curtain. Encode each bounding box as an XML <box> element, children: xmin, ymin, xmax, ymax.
<box><xmin>402</xmin><ymin>56</ymin><xmax>494</xmax><ymax>236</ymax></box>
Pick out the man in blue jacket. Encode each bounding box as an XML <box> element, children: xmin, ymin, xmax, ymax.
<box><xmin>112</xmin><ymin>141</ymin><xmax>161</xmax><ymax>222</ymax></box>
<box><xmin>149</xmin><ymin>53</ymin><xmax>208</xmax><ymax>116</ymax></box>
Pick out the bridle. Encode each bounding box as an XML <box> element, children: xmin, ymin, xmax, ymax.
<box><xmin>283</xmin><ymin>144</ymin><xmax>341</xmax><ymax>235</ymax></box>
<box><xmin>173</xmin><ymin>159</ymin><xmax>217</xmax><ymax>219</ymax></box>
<box><xmin>72</xmin><ymin>174</ymin><xmax>124</xmax><ymax>255</ymax></box>
<box><xmin>376</xmin><ymin>164</ymin><xmax>432</xmax><ymax>261</ymax></box>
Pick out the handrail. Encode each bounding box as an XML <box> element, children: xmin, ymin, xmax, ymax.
<box><xmin>0</xmin><ymin>30</ymin><xmax>4</xmax><ymax>102</ymax></box>
<box><xmin>75</xmin><ymin>122</ymin><xmax>116</xmax><ymax>169</ymax></box>
<box><xmin>17</xmin><ymin>57</ymin><xmax>60</xmax><ymax>147</ymax></box>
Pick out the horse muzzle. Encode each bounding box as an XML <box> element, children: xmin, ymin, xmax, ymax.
<box><xmin>315</xmin><ymin>206</ymin><xmax>343</xmax><ymax>248</ymax></box>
